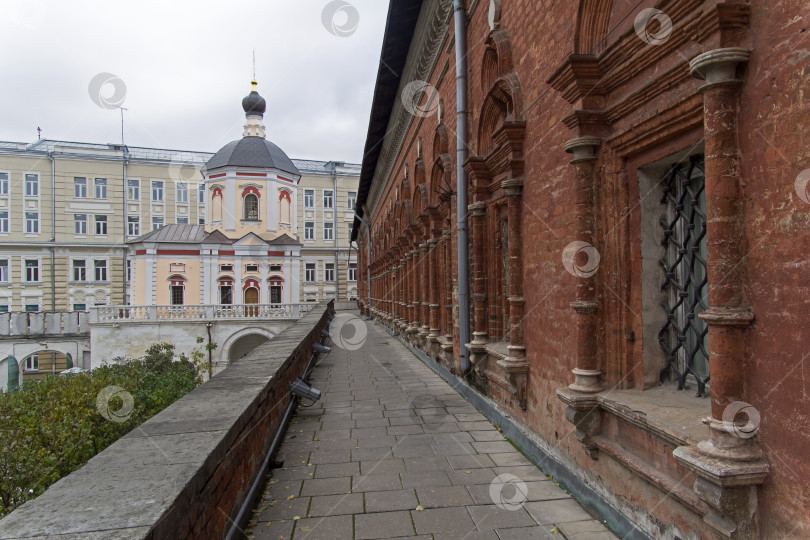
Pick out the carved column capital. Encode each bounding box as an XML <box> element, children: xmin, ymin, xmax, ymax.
<box><xmin>564</xmin><ymin>136</ymin><xmax>602</xmax><ymax>163</ymax></box>
<box><xmin>689</xmin><ymin>47</ymin><xmax>750</xmax><ymax>87</ymax></box>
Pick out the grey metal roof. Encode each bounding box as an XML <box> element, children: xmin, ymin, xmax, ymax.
<box><xmin>200</xmin><ymin>229</ymin><xmax>233</xmax><ymax>245</ymax></box>
<box><xmin>204</xmin><ymin>137</ymin><xmax>300</xmax><ymax>177</ymax></box>
<box><xmin>267</xmin><ymin>233</ymin><xmax>302</xmax><ymax>246</ymax></box>
<box><xmin>129</xmin><ymin>224</ymin><xmax>210</xmax><ymax>244</ymax></box>
<box><xmin>0</xmin><ymin>139</ymin><xmax>360</xmax><ymax>174</ymax></box>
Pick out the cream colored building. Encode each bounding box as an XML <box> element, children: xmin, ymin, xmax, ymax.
<box><xmin>0</xmin><ymin>93</ymin><xmax>359</xmax><ymax>314</ymax></box>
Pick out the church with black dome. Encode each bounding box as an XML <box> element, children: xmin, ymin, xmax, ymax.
<box><xmin>128</xmin><ymin>81</ymin><xmax>306</xmax><ymax>308</ymax></box>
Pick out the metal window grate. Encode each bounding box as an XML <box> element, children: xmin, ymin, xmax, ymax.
<box><xmin>657</xmin><ymin>155</ymin><xmax>710</xmax><ymax>397</ymax></box>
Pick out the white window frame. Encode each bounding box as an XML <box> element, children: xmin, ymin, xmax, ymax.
<box><xmin>348</xmin><ymin>191</ymin><xmax>357</xmax><ymax>209</ymax></box>
<box><xmin>72</xmin><ymin>259</ymin><xmax>87</xmax><ymax>282</ymax></box>
<box><xmin>152</xmin><ymin>216</ymin><xmax>164</xmax><ymax>231</ymax></box>
<box><xmin>128</xmin><ymin>179</ymin><xmax>140</xmax><ymax>201</ymax></box>
<box><xmin>26</xmin><ymin>354</ymin><xmax>39</xmax><ymax>371</ymax></box>
<box><xmin>94</xmin><ymin>259</ymin><xmax>108</xmax><ymax>282</ymax></box>
<box><xmin>127</xmin><ymin>215</ymin><xmax>140</xmax><ymax>236</ymax></box>
<box><xmin>305</xmin><ymin>262</ymin><xmax>316</xmax><ymax>283</ymax></box>
<box><xmin>25</xmin><ymin>173</ymin><xmax>39</xmax><ymax>197</ymax></box>
<box><xmin>176</xmin><ymin>182</ymin><xmax>188</xmax><ymax>204</ymax></box>
<box><xmin>197</xmin><ymin>183</ymin><xmax>205</xmax><ymax>204</ymax></box>
<box><xmin>0</xmin><ymin>210</ymin><xmax>8</xmax><ymax>234</ymax></box>
<box><xmin>323</xmin><ymin>190</ymin><xmax>333</xmax><ymax>209</ymax></box>
<box><xmin>24</xmin><ymin>259</ymin><xmax>40</xmax><ymax>283</ymax></box>
<box><xmin>151</xmin><ymin>180</ymin><xmax>164</xmax><ymax>202</ymax></box>
<box><xmin>74</xmin><ymin>214</ymin><xmax>87</xmax><ymax>236</ymax></box>
<box><xmin>323</xmin><ymin>222</ymin><xmax>334</xmax><ymax>241</ymax></box>
<box><xmin>94</xmin><ymin>178</ymin><xmax>107</xmax><ymax>199</ymax></box>
<box><xmin>74</xmin><ymin>177</ymin><xmax>87</xmax><ymax>198</ymax></box>
<box><xmin>348</xmin><ymin>262</ymin><xmax>357</xmax><ymax>282</ymax></box>
<box><xmin>325</xmin><ymin>262</ymin><xmax>335</xmax><ymax>282</ymax></box>
<box><xmin>177</xmin><ymin>217</ymin><xmax>189</xmax><ymax>225</ymax></box>
<box><xmin>95</xmin><ymin>215</ymin><xmax>107</xmax><ymax>236</ymax></box>
<box><xmin>304</xmin><ymin>189</ymin><xmax>315</xmax><ymax>209</ymax></box>
<box><xmin>0</xmin><ymin>259</ymin><xmax>9</xmax><ymax>283</ymax></box>
<box><xmin>25</xmin><ymin>212</ymin><xmax>39</xmax><ymax>235</ymax></box>
<box><xmin>305</xmin><ymin>221</ymin><xmax>315</xmax><ymax>241</ymax></box>
<box><xmin>0</xmin><ymin>171</ymin><xmax>9</xmax><ymax>195</ymax></box>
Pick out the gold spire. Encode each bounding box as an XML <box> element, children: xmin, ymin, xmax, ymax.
<box><xmin>251</xmin><ymin>50</ymin><xmax>257</xmax><ymax>90</ymax></box>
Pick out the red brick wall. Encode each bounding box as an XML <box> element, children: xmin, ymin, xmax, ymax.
<box><xmin>362</xmin><ymin>0</ymin><xmax>810</xmax><ymax>536</ymax></box>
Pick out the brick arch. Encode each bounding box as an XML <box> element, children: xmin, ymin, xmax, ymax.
<box><xmin>430</xmin><ymin>152</ymin><xmax>452</xmax><ymax>202</ymax></box>
<box><xmin>432</xmin><ymin>123</ymin><xmax>450</xmax><ymax>158</ymax></box>
<box><xmin>478</xmin><ymin>72</ymin><xmax>524</xmax><ymax>157</ymax></box>
<box><xmin>481</xmin><ymin>30</ymin><xmax>514</xmax><ymax>93</ymax></box>
<box><xmin>574</xmin><ymin>0</ymin><xmax>614</xmax><ymax>53</ymax></box>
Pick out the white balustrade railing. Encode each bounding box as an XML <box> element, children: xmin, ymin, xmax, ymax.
<box><xmin>90</xmin><ymin>303</ymin><xmax>316</xmax><ymax>323</ymax></box>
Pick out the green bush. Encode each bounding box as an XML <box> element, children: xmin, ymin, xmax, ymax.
<box><xmin>0</xmin><ymin>342</ymin><xmax>203</xmax><ymax>518</ymax></box>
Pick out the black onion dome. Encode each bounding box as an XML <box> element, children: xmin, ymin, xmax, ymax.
<box><xmin>242</xmin><ymin>84</ymin><xmax>266</xmax><ymax>116</ymax></box>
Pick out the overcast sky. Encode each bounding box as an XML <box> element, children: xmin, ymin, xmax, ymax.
<box><xmin>0</xmin><ymin>0</ymin><xmax>389</xmax><ymax>163</ymax></box>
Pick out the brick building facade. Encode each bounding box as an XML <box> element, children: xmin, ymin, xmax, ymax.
<box><xmin>353</xmin><ymin>1</ymin><xmax>810</xmax><ymax>537</ymax></box>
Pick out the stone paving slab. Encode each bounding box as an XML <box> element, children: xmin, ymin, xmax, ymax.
<box><xmin>245</xmin><ymin>314</ymin><xmax>618</xmax><ymax>539</ymax></box>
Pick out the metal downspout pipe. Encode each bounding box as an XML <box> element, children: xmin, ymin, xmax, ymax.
<box><xmin>49</xmin><ymin>152</ymin><xmax>56</xmax><ymax>312</ymax></box>
<box><xmin>121</xmin><ymin>147</ymin><xmax>128</xmax><ymax>305</ymax></box>
<box><xmin>453</xmin><ymin>0</ymin><xmax>471</xmax><ymax>372</ymax></box>
<box><xmin>332</xmin><ymin>164</ymin><xmax>339</xmax><ymax>301</ymax></box>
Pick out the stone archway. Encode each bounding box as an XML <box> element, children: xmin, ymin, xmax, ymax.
<box><xmin>220</xmin><ymin>327</ymin><xmax>277</xmax><ymax>365</ymax></box>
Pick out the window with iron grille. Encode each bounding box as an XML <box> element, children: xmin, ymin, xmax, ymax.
<box><xmin>171</xmin><ymin>285</ymin><xmax>184</xmax><ymax>305</ymax></box>
<box><xmin>657</xmin><ymin>155</ymin><xmax>710</xmax><ymax>396</ymax></box>
<box><xmin>244</xmin><ymin>194</ymin><xmax>259</xmax><ymax>220</ymax></box>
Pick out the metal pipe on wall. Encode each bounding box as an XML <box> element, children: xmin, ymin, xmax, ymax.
<box><xmin>49</xmin><ymin>152</ymin><xmax>56</xmax><ymax>312</ymax></box>
<box><xmin>453</xmin><ymin>0</ymin><xmax>471</xmax><ymax>372</ymax></box>
<box><xmin>332</xmin><ymin>164</ymin><xmax>339</xmax><ymax>301</ymax></box>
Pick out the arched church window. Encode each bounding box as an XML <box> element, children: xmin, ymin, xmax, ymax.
<box><xmin>244</xmin><ymin>194</ymin><xmax>259</xmax><ymax>221</ymax></box>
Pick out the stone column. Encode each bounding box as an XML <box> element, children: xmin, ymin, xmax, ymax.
<box><xmin>496</xmin><ymin>179</ymin><xmax>528</xmax><ymax>409</ymax></box>
<box><xmin>419</xmin><ymin>242</ymin><xmax>431</xmax><ymax>339</ymax></box>
<box><xmin>409</xmin><ymin>248</ymin><xmax>421</xmax><ymax>335</ymax></box>
<box><xmin>564</xmin><ymin>136</ymin><xmax>604</xmax><ymax>394</ymax></box>
<box><xmin>690</xmin><ymin>49</ymin><xmax>759</xmax><ymax>458</ymax></box>
<box><xmin>428</xmin><ymin>238</ymin><xmax>440</xmax><ymax>341</ymax></box>
<box><xmin>672</xmin><ymin>48</ymin><xmax>768</xmax><ymax>540</ymax></box>
<box><xmin>467</xmin><ymin>202</ymin><xmax>489</xmax><ymax>369</ymax></box>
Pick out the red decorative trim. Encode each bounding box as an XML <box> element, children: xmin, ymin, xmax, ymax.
<box><xmin>156</xmin><ymin>249</ymin><xmax>200</xmax><ymax>256</ymax></box>
<box><xmin>209</xmin><ymin>173</ymin><xmax>226</xmax><ymax>179</ymax></box>
<box><xmin>278</xmin><ymin>176</ymin><xmax>294</xmax><ymax>183</ymax></box>
<box><xmin>242</xmin><ymin>186</ymin><xmax>261</xmax><ymax>199</ymax></box>
<box><xmin>219</xmin><ymin>250</ymin><xmax>235</xmax><ymax>256</ymax></box>
<box><xmin>243</xmin><ymin>279</ymin><xmax>260</xmax><ymax>291</ymax></box>
<box><xmin>279</xmin><ymin>190</ymin><xmax>291</xmax><ymax>202</ymax></box>
<box><xmin>168</xmin><ymin>274</ymin><xmax>187</xmax><ymax>282</ymax></box>
<box><xmin>212</xmin><ymin>187</ymin><xmax>223</xmax><ymax>198</ymax></box>
<box><xmin>217</xmin><ymin>277</ymin><xmax>233</xmax><ymax>284</ymax></box>
<box><xmin>135</xmin><ymin>249</ymin><xmax>146</xmax><ymax>255</ymax></box>
<box><xmin>268</xmin><ymin>251</ymin><xmax>284</xmax><ymax>256</ymax></box>
<box><xmin>237</xmin><ymin>172</ymin><xmax>267</xmax><ymax>177</ymax></box>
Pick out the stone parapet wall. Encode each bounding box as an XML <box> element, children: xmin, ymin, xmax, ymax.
<box><xmin>0</xmin><ymin>300</ymin><xmax>333</xmax><ymax>539</ymax></box>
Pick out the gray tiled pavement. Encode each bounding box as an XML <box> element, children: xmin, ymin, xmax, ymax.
<box><xmin>245</xmin><ymin>314</ymin><xmax>618</xmax><ymax>539</ymax></box>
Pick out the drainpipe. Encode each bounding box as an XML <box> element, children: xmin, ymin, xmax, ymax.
<box><xmin>331</xmin><ymin>164</ymin><xmax>339</xmax><ymax>301</ymax></box>
<box><xmin>121</xmin><ymin>147</ymin><xmax>129</xmax><ymax>305</ymax></box>
<box><xmin>49</xmin><ymin>152</ymin><xmax>56</xmax><ymax>312</ymax></box>
<box><xmin>453</xmin><ymin>0</ymin><xmax>471</xmax><ymax>372</ymax></box>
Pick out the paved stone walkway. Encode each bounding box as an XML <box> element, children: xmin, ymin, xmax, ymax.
<box><xmin>245</xmin><ymin>314</ymin><xmax>618</xmax><ymax>539</ymax></box>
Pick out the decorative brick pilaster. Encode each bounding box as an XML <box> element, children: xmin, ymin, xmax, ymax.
<box><xmin>673</xmin><ymin>47</ymin><xmax>768</xmax><ymax>540</ymax></box>
<box><xmin>427</xmin><ymin>238</ymin><xmax>440</xmax><ymax>342</ymax></box>
<box><xmin>467</xmin><ymin>202</ymin><xmax>489</xmax><ymax>375</ymax></box>
<box><xmin>496</xmin><ymin>179</ymin><xmax>528</xmax><ymax>409</ymax></box>
<box><xmin>565</xmin><ymin>136</ymin><xmax>605</xmax><ymax>394</ymax></box>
